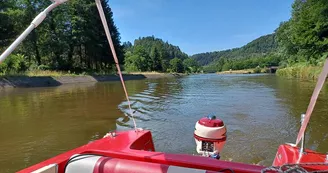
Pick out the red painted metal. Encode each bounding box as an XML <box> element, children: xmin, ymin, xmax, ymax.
<box><xmin>194</xmin><ymin>134</ymin><xmax>227</xmax><ymax>142</ymax></box>
<box><xmin>18</xmin><ymin>130</ymin><xmax>263</xmax><ymax>173</ymax></box>
<box><xmin>198</xmin><ymin>117</ymin><xmax>224</xmax><ymax>127</ymax></box>
<box><xmin>92</xmin><ymin>156</ymin><xmax>218</xmax><ymax>173</ymax></box>
<box><xmin>18</xmin><ymin>130</ymin><xmax>328</xmax><ymax>173</ymax></box>
<box><xmin>93</xmin><ymin>157</ymin><xmax>170</xmax><ymax>173</ymax></box>
<box><xmin>273</xmin><ymin>144</ymin><xmax>328</xmax><ymax>171</ymax></box>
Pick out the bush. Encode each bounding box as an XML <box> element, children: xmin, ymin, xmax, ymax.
<box><xmin>0</xmin><ymin>54</ymin><xmax>28</xmax><ymax>74</ymax></box>
<box><xmin>38</xmin><ymin>65</ymin><xmax>51</xmax><ymax>70</ymax></box>
<box><xmin>276</xmin><ymin>65</ymin><xmax>322</xmax><ymax>79</ymax></box>
<box><xmin>253</xmin><ymin>66</ymin><xmax>262</xmax><ymax>73</ymax></box>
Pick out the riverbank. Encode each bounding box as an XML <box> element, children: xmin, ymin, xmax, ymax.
<box><xmin>276</xmin><ymin>66</ymin><xmax>322</xmax><ymax>80</ymax></box>
<box><xmin>216</xmin><ymin>68</ymin><xmax>267</xmax><ymax>74</ymax></box>
<box><xmin>217</xmin><ymin>69</ymin><xmax>253</xmax><ymax>74</ymax></box>
<box><xmin>0</xmin><ymin>73</ymin><xmax>183</xmax><ymax>89</ymax></box>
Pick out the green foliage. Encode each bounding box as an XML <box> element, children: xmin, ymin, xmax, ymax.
<box><xmin>123</xmin><ymin>41</ymin><xmax>133</xmax><ymax>52</ymax></box>
<box><xmin>275</xmin><ymin>0</ymin><xmax>328</xmax><ymax>64</ymax></box>
<box><xmin>149</xmin><ymin>46</ymin><xmax>162</xmax><ymax>71</ymax></box>
<box><xmin>0</xmin><ymin>54</ymin><xmax>28</xmax><ymax>74</ymax></box>
<box><xmin>0</xmin><ymin>0</ymin><xmax>16</xmax><ymax>51</ymax></box>
<box><xmin>192</xmin><ymin>34</ymin><xmax>278</xmax><ymax>66</ymax></box>
<box><xmin>0</xmin><ymin>0</ymin><xmax>123</xmax><ymax>74</ymax></box>
<box><xmin>123</xmin><ymin>36</ymin><xmax>192</xmax><ymax>73</ymax></box>
<box><xmin>274</xmin><ymin>0</ymin><xmax>328</xmax><ymax>79</ymax></box>
<box><xmin>277</xmin><ymin>65</ymin><xmax>322</xmax><ymax>79</ymax></box>
<box><xmin>253</xmin><ymin>66</ymin><xmax>262</xmax><ymax>73</ymax></box>
<box><xmin>203</xmin><ymin>54</ymin><xmax>281</xmax><ymax>73</ymax></box>
<box><xmin>183</xmin><ymin>58</ymin><xmax>200</xmax><ymax>73</ymax></box>
<box><xmin>169</xmin><ymin>58</ymin><xmax>183</xmax><ymax>73</ymax></box>
<box><xmin>197</xmin><ymin>0</ymin><xmax>328</xmax><ymax>75</ymax></box>
<box><xmin>124</xmin><ymin>46</ymin><xmax>148</xmax><ymax>72</ymax></box>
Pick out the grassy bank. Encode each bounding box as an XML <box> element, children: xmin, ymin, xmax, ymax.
<box><xmin>276</xmin><ymin>65</ymin><xmax>322</xmax><ymax>79</ymax></box>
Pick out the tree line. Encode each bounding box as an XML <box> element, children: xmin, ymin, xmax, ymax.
<box><xmin>204</xmin><ymin>54</ymin><xmax>281</xmax><ymax>73</ymax></box>
<box><xmin>192</xmin><ymin>34</ymin><xmax>277</xmax><ymax>67</ymax></box>
<box><xmin>193</xmin><ymin>0</ymin><xmax>328</xmax><ymax>72</ymax></box>
<box><xmin>0</xmin><ymin>0</ymin><xmax>123</xmax><ymax>74</ymax></box>
<box><xmin>3</xmin><ymin>0</ymin><xmax>323</xmax><ymax>75</ymax></box>
<box><xmin>0</xmin><ymin>1</ymin><xmax>201</xmax><ymax>75</ymax></box>
<box><xmin>275</xmin><ymin>0</ymin><xmax>328</xmax><ymax>65</ymax></box>
<box><xmin>123</xmin><ymin>36</ymin><xmax>200</xmax><ymax>73</ymax></box>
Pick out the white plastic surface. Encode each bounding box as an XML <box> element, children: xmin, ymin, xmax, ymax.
<box><xmin>32</xmin><ymin>164</ymin><xmax>58</xmax><ymax>173</ymax></box>
<box><xmin>65</xmin><ymin>155</ymin><xmax>101</xmax><ymax>173</ymax></box>
<box><xmin>194</xmin><ymin>121</ymin><xmax>226</xmax><ymax>139</ymax></box>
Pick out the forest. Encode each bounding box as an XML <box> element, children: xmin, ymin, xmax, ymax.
<box><xmin>192</xmin><ymin>34</ymin><xmax>277</xmax><ymax>67</ymax></box>
<box><xmin>1</xmin><ymin>0</ymin><xmax>327</xmax><ymax>77</ymax></box>
<box><xmin>191</xmin><ymin>34</ymin><xmax>279</xmax><ymax>72</ymax></box>
<box><xmin>123</xmin><ymin>36</ymin><xmax>200</xmax><ymax>73</ymax></box>
<box><xmin>0</xmin><ymin>0</ymin><xmax>199</xmax><ymax>75</ymax></box>
<box><xmin>192</xmin><ymin>0</ymin><xmax>328</xmax><ymax>75</ymax></box>
<box><xmin>0</xmin><ymin>0</ymin><xmax>123</xmax><ymax>75</ymax></box>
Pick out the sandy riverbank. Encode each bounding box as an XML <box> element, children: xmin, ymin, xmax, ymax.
<box><xmin>0</xmin><ymin>73</ymin><xmax>183</xmax><ymax>89</ymax></box>
<box><xmin>216</xmin><ymin>69</ymin><xmax>254</xmax><ymax>74</ymax></box>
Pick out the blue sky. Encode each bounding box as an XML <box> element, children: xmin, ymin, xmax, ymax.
<box><xmin>110</xmin><ymin>0</ymin><xmax>294</xmax><ymax>55</ymax></box>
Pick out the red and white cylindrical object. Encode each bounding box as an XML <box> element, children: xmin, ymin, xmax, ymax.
<box><xmin>65</xmin><ymin>155</ymin><xmax>217</xmax><ymax>173</ymax></box>
<box><xmin>194</xmin><ymin>116</ymin><xmax>227</xmax><ymax>157</ymax></box>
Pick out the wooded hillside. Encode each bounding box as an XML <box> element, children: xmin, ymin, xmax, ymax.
<box><xmin>191</xmin><ymin>34</ymin><xmax>277</xmax><ymax>66</ymax></box>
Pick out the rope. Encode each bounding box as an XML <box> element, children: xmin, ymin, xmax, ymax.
<box><xmin>95</xmin><ymin>0</ymin><xmax>137</xmax><ymax>131</ymax></box>
<box><xmin>261</xmin><ymin>162</ymin><xmax>328</xmax><ymax>173</ymax></box>
<box><xmin>296</xmin><ymin>58</ymin><xmax>328</xmax><ymax>145</ymax></box>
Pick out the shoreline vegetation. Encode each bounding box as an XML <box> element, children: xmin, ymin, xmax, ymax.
<box><xmin>193</xmin><ymin>0</ymin><xmax>328</xmax><ymax>80</ymax></box>
<box><xmin>0</xmin><ymin>72</ymin><xmax>185</xmax><ymax>89</ymax></box>
<box><xmin>276</xmin><ymin>65</ymin><xmax>323</xmax><ymax>79</ymax></box>
<box><xmin>1</xmin><ymin>0</ymin><xmax>327</xmax><ymax>82</ymax></box>
<box><xmin>216</xmin><ymin>66</ymin><xmax>324</xmax><ymax>80</ymax></box>
<box><xmin>217</xmin><ymin>67</ymin><xmax>268</xmax><ymax>74</ymax></box>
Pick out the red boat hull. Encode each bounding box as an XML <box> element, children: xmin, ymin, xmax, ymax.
<box><xmin>273</xmin><ymin>144</ymin><xmax>328</xmax><ymax>171</ymax></box>
<box><xmin>19</xmin><ymin>130</ymin><xmax>328</xmax><ymax>173</ymax></box>
<box><xmin>19</xmin><ymin>130</ymin><xmax>264</xmax><ymax>173</ymax></box>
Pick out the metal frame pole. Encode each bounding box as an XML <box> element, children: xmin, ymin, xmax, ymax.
<box><xmin>0</xmin><ymin>0</ymin><xmax>68</xmax><ymax>63</ymax></box>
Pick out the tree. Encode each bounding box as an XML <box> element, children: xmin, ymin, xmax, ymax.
<box><xmin>191</xmin><ymin>34</ymin><xmax>278</xmax><ymax>66</ymax></box>
<box><xmin>183</xmin><ymin>58</ymin><xmax>199</xmax><ymax>73</ymax></box>
<box><xmin>123</xmin><ymin>36</ymin><xmax>188</xmax><ymax>72</ymax></box>
<box><xmin>169</xmin><ymin>57</ymin><xmax>183</xmax><ymax>73</ymax></box>
<box><xmin>150</xmin><ymin>46</ymin><xmax>162</xmax><ymax>71</ymax></box>
<box><xmin>0</xmin><ymin>0</ymin><xmax>124</xmax><ymax>74</ymax></box>
<box><xmin>0</xmin><ymin>0</ymin><xmax>16</xmax><ymax>51</ymax></box>
<box><xmin>275</xmin><ymin>0</ymin><xmax>328</xmax><ymax>64</ymax></box>
<box><xmin>123</xmin><ymin>41</ymin><xmax>133</xmax><ymax>52</ymax></box>
<box><xmin>124</xmin><ymin>45</ymin><xmax>148</xmax><ymax>72</ymax></box>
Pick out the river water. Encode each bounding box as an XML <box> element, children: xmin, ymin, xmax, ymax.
<box><xmin>1</xmin><ymin>74</ymin><xmax>328</xmax><ymax>172</ymax></box>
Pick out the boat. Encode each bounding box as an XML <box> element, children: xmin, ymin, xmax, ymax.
<box><xmin>1</xmin><ymin>0</ymin><xmax>328</xmax><ymax>172</ymax></box>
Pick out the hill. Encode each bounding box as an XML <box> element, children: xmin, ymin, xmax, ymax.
<box><xmin>191</xmin><ymin>34</ymin><xmax>278</xmax><ymax>66</ymax></box>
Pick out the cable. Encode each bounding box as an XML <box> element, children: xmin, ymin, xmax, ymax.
<box><xmin>296</xmin><ymin>58</ymin><xmax>328</xmax><ymax>145</ymax></box>
<box><xmin>94</xmin><ymin>0</ymin><xmax>137</xmax><ymax>131</ymax></box>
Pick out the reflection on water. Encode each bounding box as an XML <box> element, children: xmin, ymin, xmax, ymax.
<box><xmin>1</xmin><ymin>74</ymin><xmax>328</xmax><ymax>172</ymax></box>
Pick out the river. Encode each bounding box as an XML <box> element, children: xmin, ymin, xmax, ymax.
<box><xmin>1</xmin><ymin>74</ymin><xmax>328</xmax><ymax>172</ymax></box>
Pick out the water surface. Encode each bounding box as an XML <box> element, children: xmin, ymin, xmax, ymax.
<box><xmin>1</xmin><ymin>74</ymin><xmax>328</xmax><ymax>172</ymax></box>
